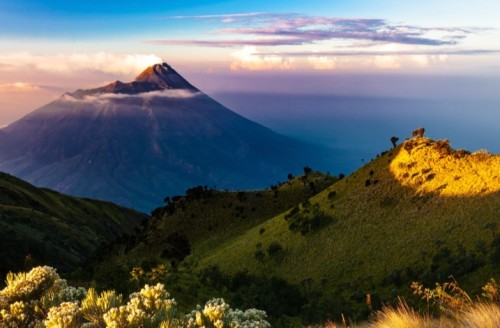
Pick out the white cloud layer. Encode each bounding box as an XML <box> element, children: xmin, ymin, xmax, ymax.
<box><xmin>62</xmin><ymin>89</ymin><xmax>201</xmax><ymax>104</ymax></box>
<box><xmin>0</xmin><ymin>52</ymin><xmax>162</xmax><ymax>76</ymax></box>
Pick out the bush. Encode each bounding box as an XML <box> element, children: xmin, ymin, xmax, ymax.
<box><xmin>0</xmin><ymin>266</ymin><xmax>271</xmax><ymax>328</ymax></box>
<box><xmin>267</xmin><ymin>242</ymin><xmax>284</xmax><ymax>256</ymax></box>
<box><xmin>285</xmin><ymin>205</ymin><xmax>335</xmax><ymax>236</ymax></box>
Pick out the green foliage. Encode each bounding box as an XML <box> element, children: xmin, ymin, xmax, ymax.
<box><xmin>93</xmin><ymin>263</ymin><xmax>134</xmax><ymax>295</ymax></box>
<box><xmin>285</xmin><ymin>203</ymin><xmax>335</xmax><ymax>235</ymax></box>
<box><xmin>198</xmin><ymin>266</ymin><xmax>304</xmax><ymax>325</ymax></box>
<box><xmin>0</xmin><ymin>172</ymin><xmax>146</xmax><ymax>277</ymax></box>
<box><xmin>254</xmin><ymin>250</ymin><xmax>266</xmax><ymax>262</ymax></box>
<box><xmin>161</xmin><ymin>232</ymin><xmax>191</xmax><ymax>266</ymax></box>
<box><xmin>267</xmin><ymin>242</ymin><xmax>283</xmax><ymax>256</ymax></box>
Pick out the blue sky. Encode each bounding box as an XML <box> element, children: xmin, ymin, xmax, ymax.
<box><xmin>1</xmin><ymin>0</ymin><xmax>500</xmax><ymax>126</ymax></box>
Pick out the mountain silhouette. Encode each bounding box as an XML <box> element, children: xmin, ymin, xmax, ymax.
<box><xmin>0</xmin><ymin>63</ymin><xmax>335</xmax><ymax>212</ymax></box>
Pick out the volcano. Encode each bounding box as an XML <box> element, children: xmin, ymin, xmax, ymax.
<box><xmin>0</xmin><ymin>63</ymin><xmax>335</xmax><ymax>212</ymax></box>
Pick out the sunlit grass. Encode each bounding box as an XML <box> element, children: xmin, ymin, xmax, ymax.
<box><xmin>319</xmin><ymin>301</ymin><xmax>500</xmax><ymax>328</ymax></box>
<box><xmin>200</xmin><ymin>136</ymin><xmax>499</xmax><ymax>303</ymax></box>
<box><xmin>389</xmin><ymin>138</ymin><xmax>500</xmax><ymax>196</ymax></box>
<box><xmin>458</xmin><ymin>302</ymin><xmax>500</xmax><ymax>328</ymax></box>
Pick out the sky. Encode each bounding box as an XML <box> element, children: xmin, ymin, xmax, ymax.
<box><xmin>1</xmin><ymin>0</ymin><xmax>500</xmax><ymax>128</ymax></box>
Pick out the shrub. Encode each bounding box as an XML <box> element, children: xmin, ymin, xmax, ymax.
<box><xmin>254</xmin><ymin>250</ymin><xmax>266</xmax><ymax>262</ymax></box>
<box><xmin>44</xmin><ymin>301</ymin><xmax>83</xmax><ymax>328</ymax></box>
<box><xmin>81</xmin><ymin>288</ymin><xmax>123</xmax><ymax>327</ymax></box>
<box><xmin>186</xmin><ymin>298</ymin><xmax>271</xmax><ymax>328</ymax></box>
<box><xmin>267</xmin><ymin>242</ymin><xmax>284</xmax><ymax>256</ymax></box>
<box><xmin>285</xmin><ymin>206</ymin><xmax>335</xmax><ymax>236</ymax></box>
<box><xmin>1</xmin><ymin>266</ymin><xmax>271</xmax><ymax>327</ymax></box>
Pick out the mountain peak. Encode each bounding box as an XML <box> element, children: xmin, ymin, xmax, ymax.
<box><xmin>69</xmin><ymin>62</ymin><xmax>197</xmax><ymax>98</ymax></box>
<box><xmin>134</xmin><ymin>63</ymin><xmax>196</xmax><ymax>90</ymax></box>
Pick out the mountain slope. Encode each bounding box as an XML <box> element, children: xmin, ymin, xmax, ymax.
<box><xmin>0</xmin><ymin>171</ymin><xmax>146</xmax><ymax>277</ymax></box>
<box><xmin>85</xmin><ymin>172</ymin><xmax>336</xmax><ymax>269</ymax></box>
<box><xmin>198</xmin><ymin>137</ymin><xmax>500</xmax><ymax>303</ymax></box>
<box><xmin>0</xmin><ymin>63</ymin><xmax>336</xmax><ymax>212</ymax></box>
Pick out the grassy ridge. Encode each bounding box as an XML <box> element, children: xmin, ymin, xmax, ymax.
<box><xmin>90</xmin><ymin>172</ymin><xmax>337</xmax><ymax>269</ymax></box>
<box><xmin>0</xmin><ymin>172</ymin><xmax>146</xmax><ymax>277</ymax></box>
<box><xmin>199</xmin><ymin>138</ymin><xmax>500</xmax><ymax>302</ymax></box>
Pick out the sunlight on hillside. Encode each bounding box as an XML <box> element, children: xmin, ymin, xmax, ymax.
<box><xmin>389</xmin><ymin>137</ymin><xmax>500</xmax><ymax>196</ymax></box>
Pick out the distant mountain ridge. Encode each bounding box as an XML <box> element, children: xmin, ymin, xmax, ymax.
<box><xmin>0</xmin><ymin>63</ymin><xmax>336</xmax><ymax>212</ymax></box>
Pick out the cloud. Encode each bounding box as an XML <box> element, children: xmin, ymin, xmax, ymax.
<box><xmin>308</xmin><ymin>56</ymin><xmax>336</xmax><ymax>70</ymax></box>
<box><xmin>0</xmin><ymin>82</ymin><xmax>42</xmax><ymax>92</ymax></box>
<box><xmin>148</xmin><ymin>13</ymin><xmax>480</xmax><ymax>48</ymax></box>
<box><xmin>230</xmin><ymin>46</ymin><xmax>294</xmax><ymax>71</ymax></box>
<box><xmin>62</xmin><ymin>89</ymin><xmax>201</xmax><ymax>103</ymax></box>
<box><xmin>374</xmin><ymin>56</ymin><xmax>401</xmax><ymax>69</ymax></box>
<box><xmin>258</xmin><ymin>48</ymin><xmax>500</xmax><ymax>57</ymax></box>
<box><xmin>0</xmin><ymin>52</ymin><xmax>162</xmax><ymax>75</ymax></box>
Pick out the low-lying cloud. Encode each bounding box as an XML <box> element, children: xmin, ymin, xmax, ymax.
<box><xmin>62</xmin><ymin>89</ymin><xmax>201</xmax><ymax>103</ymax></box>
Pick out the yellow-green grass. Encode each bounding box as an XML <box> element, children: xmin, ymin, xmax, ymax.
<box><xmin>198</xmin><ymin>138</ymin><xmax>500</xmax><ymax>298</ymax></box>
<box><xmin>89</xmin><ymin>172</ymin><xmax>336</xmax><ymax>270</ymax></box>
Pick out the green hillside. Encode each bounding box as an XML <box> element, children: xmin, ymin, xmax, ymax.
<box><xmin>0</xmin><ymin>171</ymin><xmax>146</xmax><ymax>277</ymax></box>
<box><xmin>197</xmin><ymin>137</ymin><xmax>499</xmax><ymax>317</ymax></box>
<box><xmin>76</xmin><ymin>137</ymin><xmax>499</xmax><ymax>324</ymax></box>
<box><xmin>88</xmin><ymin>172</ymin><xmax>336</xmax><ymax>269</ymax></box>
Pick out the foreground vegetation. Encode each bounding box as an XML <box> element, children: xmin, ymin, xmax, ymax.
<box><xmin>1</xmin><ymin>266</ymin><xmax>499</xmax><ymax>327</ymax></box>
<box><xmin>326</xmin><ymin>277</ymin><xmax>500</xmax><ymax>327</ymax></box>
<box><xmin>0</xmin><ymin>266</ymin><xmax>271</xmax><ymax>327</ymax></box>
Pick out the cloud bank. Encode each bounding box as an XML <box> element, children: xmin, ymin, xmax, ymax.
<box><xmin>0</xmin><ymin>52</ymin><xmax>162</xmax><ymax>75</ymax></box>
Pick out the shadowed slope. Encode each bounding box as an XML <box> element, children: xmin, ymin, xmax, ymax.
<box><xmin>0</xmin><ymin>171</ymin><xmax>146</xmax><ymax>277</ymax></box>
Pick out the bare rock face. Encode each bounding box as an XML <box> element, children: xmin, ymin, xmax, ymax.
<box><xmin>0</xmin><ymin>63</ymin><xmax>333</xmax><ymax>212</ymax></box>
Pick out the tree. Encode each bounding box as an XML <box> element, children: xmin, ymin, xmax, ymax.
<box><xmin>391</xmin><ymin>136</ymin><xmax>399</xmax><ymax>148</ymax></box>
